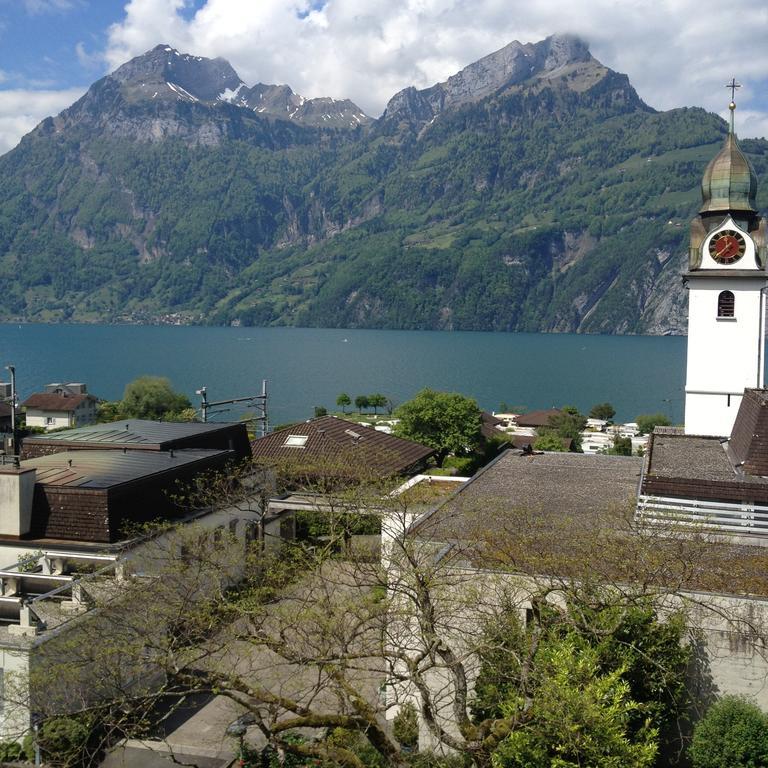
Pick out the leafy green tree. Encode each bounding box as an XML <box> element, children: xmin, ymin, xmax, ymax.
<box><xmin>636</xmin><ymin>413</ymin><xmax>671</xmax><ymax>435</ymax></box>
<box><xmin>336</xmin><ymin>393</ymin><xmax>351</xmax><ymax>414</ymax></box>
<box><xmin>96</xmin><ymin>400</ymin><xmax>122</xmax><ymax>423</ymax></box>
<box><xmin>393</xmin><ymin>388</ymin><xmax>482</xmax><ymax>466</ymax></box>
<box><xmin>120</xmin><ymin>376</ymin><xmax>191</xmax><ymax>421</ymax></box>
<box><xmin>538</xmin><ymin>406</ymin><xmax>587</xmax><ymax>451</ymax></box>
<box><xmin>474</xmin><ymin>596</ymin><xmax>690</xmax><ymax>768</ymax></box>
<box><xmin>492</xmin><ymin>638</ymin><xmax>658</xmax><ymax>768</ymax></box>
<box><xmin>354</xmin><ymin>395</ymin><xmax>370</xmax><ymax>413</ymax></box>
<box><xmin>368</xmin><ymin>393</ymin><xmax>388</xmax><ymax>415</ymax></box>
<box><xmin>690</xmin><ymin>696</ymin><xmax>768</xmax><ymax>768</ymax></box>
<box><xmin>313</xmin><ymin>406</ymin><xmax>327</xmax><ymax>418</ymax></box>
<box><xmin>533</xmin><ymin>433</ymin><xmax>566</xmax><ymax>452</ymax></box>
<box><xmin>589</xmin><ymin>402</ymin><xmax>616</xmax><ymax>421</ymax></box>
<box><xmin>610</xmin><ymin>435</ymin><xmax>633</xmax><ymax>456</ymax></box>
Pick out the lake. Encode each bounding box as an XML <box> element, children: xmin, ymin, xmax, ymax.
<box><xmin>0</xmin><ymin>324</ymin><xmax>687</xmax><ymax>426</ymax></box>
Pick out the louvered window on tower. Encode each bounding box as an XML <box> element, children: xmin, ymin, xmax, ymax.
<box><xmin>718</xmin><ymin>290</ymin><xmax>735</xmax><ymax>318</ymax></box>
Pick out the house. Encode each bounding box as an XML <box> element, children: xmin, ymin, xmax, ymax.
<box><xmin>22</xmin><ymin>383</ymin><xmax>98</xmax><ymax>431</ymax></box>
<box><xmin>0</xmin><ymin>423</ymin><xmax>280</xmax><ymax>743</ymax></box>
<box><xmin>514</xmin><ymin>408</ymin><xmax>563</xmax><ymax>429</ymax></box>
<box><xmin>251</xmin><ymin>415</ymin><xmax>435</xmax><ymax>482</ymax></box>
<box><xmin>386</xmin><ymin>447</ymin><xmax>768</xmax><ymax>752</ymax></box>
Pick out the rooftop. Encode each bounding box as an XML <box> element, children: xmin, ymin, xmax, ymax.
<box><xmin>414</xmin><ymin>450</ymin><xmax>642</xmax><ymax>543</ymax></box>
<box><xmin>26</xmin><ymin>448</ymin><xmax>230</xmax><ymax>490</ymax></box>
<box><xmin>22</xmin><ymin>393</ymin><xmax>94</xmax><ymax>412</ymax></box>
<box><xmin>644</xmin><ymin>434</ymin><xmax>760</xmax><ymax>484</ymax></box>
<box><xmin>251</xmin><ymin>416</ymin><xmax>434</xmax><ymax>478</ymax></box>
<box><xmin>24</xmin><ymin>419</ymin><xmax>238</xmax><ymax>447</ymax></box>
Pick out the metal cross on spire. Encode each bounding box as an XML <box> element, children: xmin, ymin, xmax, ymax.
<box><xmin>726</xmin><ymin>77</ymin><xmax>742</xmax><ymax>102</ymax></box>
<box><xmin>725</xmin><ymin>77</ymin><xmax>741</xmax><ymax>133</ymax></box>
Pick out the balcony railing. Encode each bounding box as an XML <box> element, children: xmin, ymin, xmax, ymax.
<box><xmin>636</xmin><ymin>494</ymin><xmax>768</xmax><ymax>537</ymax></box>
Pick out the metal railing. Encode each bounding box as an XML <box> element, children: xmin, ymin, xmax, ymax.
<box><xmin>637</xmin><ymin>493</ymin><xmax>768</xmax><ymax>536</ymax></box>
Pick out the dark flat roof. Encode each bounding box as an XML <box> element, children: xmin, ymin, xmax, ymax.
<box><xmin>24</xmin><ymin>449</ymin><xmax>230</xmax><ymax>490</ymax></box>
<box><xmin>24</xmin><ymin>419</ymin><xmax>240</xmax><ymax>448</ymax></box>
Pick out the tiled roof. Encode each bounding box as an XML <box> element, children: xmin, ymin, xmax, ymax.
<box><xmin>22</xmin><ymin>393</ymin><xmax>94</xmax><ymax>412</ymax></box>
<box><xmin>481</xmin><ymin>412</ymin><xmax>503</xmax><ymax>440</ymax></box>
<box><xmin>728</xmin><ymin>389</ymin><xmax>768</xmax><ymax>476</ymax></box>
<box><xmin>251</xmin><ymin>416</ymin><xmax>434</xmax><ymax>477</ymax></box>
<box><xmin>414</xmin><ymin>450</ymin><xmax>642</xmax><ymax>543</ymax></box>
<box><xmin>515</xmin><ymin>408</ymin><xmax>562</xmax><ymax>428</ymax></box>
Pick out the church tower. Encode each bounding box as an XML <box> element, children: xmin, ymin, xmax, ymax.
<box><xmin>684</xmin><ymin>85</ymin><xmax>768</xmax><ymax>437</ymax></box>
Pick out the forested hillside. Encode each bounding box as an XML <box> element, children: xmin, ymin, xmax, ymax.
<box><xmin>1</xmin><ymin>36</ymin><xmax>766</xmax><ymax>333</ymax></box>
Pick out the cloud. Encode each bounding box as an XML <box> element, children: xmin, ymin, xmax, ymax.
<box><xmin>0</xmin><ymin>88</ymin><xmax>85</xmax><ymax>155</ymax></box>
<box><xmin>96</xmin><ymin>0</ymin><xmax>768</xmax><ymax>136</ymax></box>
<box><xmin>2</xmin><ymin>0</ymin><xmax>767</xmax><ymax>156</ymax></box>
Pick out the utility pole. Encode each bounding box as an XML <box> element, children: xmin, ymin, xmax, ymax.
<box><xmin>195</xmin><ymin>380</ymin><xmax>269</xmax><ymax>437</ymax></box>
<box><xmin>5</xmin><ymin>365</ymin><xmax>17</xmax><ymax>457</ymax></box>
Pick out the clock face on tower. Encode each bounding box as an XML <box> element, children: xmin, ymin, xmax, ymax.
<box><xmin>708</xmin><ymin>229</ymin><xmax>747</xmax><ymax>264</ymax></box>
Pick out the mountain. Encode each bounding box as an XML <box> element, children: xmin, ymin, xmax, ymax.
<box><xmin>1</xmin><ymin>36</ymin><xmax>767</xmax><ymax>332</ymax></box>
<box><xmin>381</xmin><ymin>35</ymin><xmax>622</xmax><ymax>127</ymax></box>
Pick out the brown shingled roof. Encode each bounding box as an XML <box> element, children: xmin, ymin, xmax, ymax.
<box><xmin>515</xmin><ymin>408</ymin><xmax>562</xmax><ymax>428</ymax></box>
<box><xmin>22</xmin><ymin>393</ymin><xmax>95</xmax><ymax>412</ymax></box>
<box><xmin>251</xmin><ymin>416</ymin><xmax>434</xmax><ymax>478</ymax></box>
<box><xmin>729</xmin><ymin>389</ymin><xmax>768</xmax><ymax>476</ymax></box>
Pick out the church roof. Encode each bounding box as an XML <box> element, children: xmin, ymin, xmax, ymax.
<box><xmin>699</xmin><ymin>132</ymin><xmax>758</xmax><ymax>215</ymax></box>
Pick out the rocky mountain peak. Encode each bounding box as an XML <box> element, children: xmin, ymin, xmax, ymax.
<box><xmin>111</xmin><ymin>44</ymin><xmax>244</xmax><ymax>103</ymax></box>
<box><xmin>381</xmin><ymin>33</ymin><xmax>603</xmax><ymax>125</ymax></box>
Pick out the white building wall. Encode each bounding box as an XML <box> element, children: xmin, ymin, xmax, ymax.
<box><xmin>24</xmin><ymin>410</ymin><xmax>73</xmax><ymax>431</ymax></box>
<box><xmin>685</xmin><ymin>277</ymin><xmax>766</xmax><ymax>436</ymax></box>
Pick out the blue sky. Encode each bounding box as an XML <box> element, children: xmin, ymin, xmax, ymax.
<box><xmin>1</xmin><ymin>0</ymin><xmax>768</xmax><ymax>155</ymax></box>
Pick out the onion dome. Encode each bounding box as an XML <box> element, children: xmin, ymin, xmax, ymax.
<box><xmin>700</xmin><ymin>129</ymin><xmax>758</xmax><ymax>214</ymax></box>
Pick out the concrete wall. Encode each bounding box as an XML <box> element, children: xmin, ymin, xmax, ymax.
<box><xmin>0</xmin><ymin>467</ymin><xmax>35</xmax><ymax>537</ymax></box>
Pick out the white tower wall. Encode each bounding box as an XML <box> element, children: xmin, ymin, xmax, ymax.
<box><xmin>685</xmin><ymin>277</ymin><xmax>766</xmax><ymax>436</ymax></box>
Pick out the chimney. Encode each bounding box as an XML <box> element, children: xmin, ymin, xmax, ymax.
<box><xmin>0</xmin><ymin>465</ymin><xmax>36</xmax><ymax>537</ymax></box>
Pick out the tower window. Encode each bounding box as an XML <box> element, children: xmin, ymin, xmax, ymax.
<box><xmin>717</xmin><ymin>290</ymin><xmax>735</xmax><ymax>318</ymax></box>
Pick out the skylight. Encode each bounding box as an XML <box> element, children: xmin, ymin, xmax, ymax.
<box><xmin>284</xmin><ymin>435</ymin><xmax>308</xmax><ymax>447</ymax></box>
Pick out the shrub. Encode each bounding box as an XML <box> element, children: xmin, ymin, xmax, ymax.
<box><xmin>690</xmin><ymin>696</ymin><xmax>768</xmax><ymax>768</ymax></box>
<box><xmin>393</xmin><ymin>701</ymin><xmax>419</xmax><ymax>749</ymax></box>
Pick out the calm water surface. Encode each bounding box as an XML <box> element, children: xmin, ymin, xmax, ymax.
<box><xmin>0</xmin><ymin>324</ymin><xmax>687</xmax><ymax>426</ymax></box>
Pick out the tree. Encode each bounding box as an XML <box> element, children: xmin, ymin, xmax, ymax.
<box><xmin>610</xmin><ymin>435</ymin><xmax>633</xmax><ymax>456</ymax></box>
<box><xmin>533</xmin><ymin>433</ymin><xmax>566</xmax><ymax>452</ymax></box>
<box><xmin>337</xmin><ymin>393</ymin><xmax>352</xmax><ymax>414</ymax></box>
<box><xmin>690</xmin><ymin>696</ymin><xmax>768</xmax><ymax>768</ymax></box>
<box><xmin>14</xmin><ymin>460</ymin><xmax>768</xmax><ymax>768</ymax></box>
<box><xmin>355</xmin><ymin>394</ymin><xmax>370</xmax><ymax>413</ymax></box>
<box><xmin>393</xmin><ymin>388</ymin><xmax>482</xmax><ymax>466</ymax></box>
<box><xmin>538</xmin><ymin>406</ymin><xmax>587</xmax><ymax>451</ymax></box>
<box><xmin>368</xmin><ymin>394</ymin><xmax>388</xmax><ymax>415</ymax></box>
<box><xmin>119</xmin><ymin>376</ymin><xmax>191</xmax><ymax>421</ymax></box>
<box><xmin>589</xmin><ymin>402</ymin><xmax>616</xmax><ymax>422</ymax></box>
<box><xmin>636</xmin><ymin>413</ymin><xmax>671</xmax><ymax>435</ymax></box>
<box><xmin>314</xmin><ymin>405</ymin><xmax>328</xmax><ymax>418</ymax></box>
